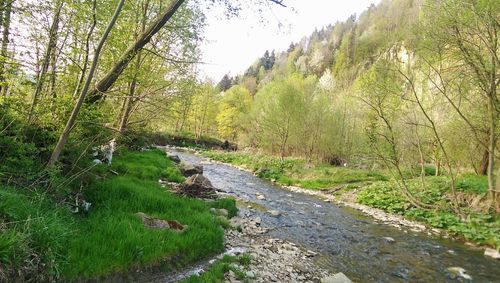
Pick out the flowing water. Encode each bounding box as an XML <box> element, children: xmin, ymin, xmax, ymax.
<box><xmin>171</xmin><ymin>149</ymin><xmax>500</xmax><ymax>283</ymax></box>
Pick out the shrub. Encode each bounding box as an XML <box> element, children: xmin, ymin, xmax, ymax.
<box><xmin>456</xmin><ymin>174</ymin><xmax>488</xmax><ymax>194</ymax></box>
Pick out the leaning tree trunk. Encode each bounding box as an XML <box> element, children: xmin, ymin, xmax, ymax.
<box><xmin>86</xmin><ymin>0</ymin><xmax>185</xmax><ymax>104</ymax></box>
<box><xmin>47</xmin><ymin>0</ymin><xmax>125</xmax><ymax>167</ymax></box>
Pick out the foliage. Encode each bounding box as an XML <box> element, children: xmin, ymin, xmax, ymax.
<box><xmin>358</xmin><ymin>178</ymin><xmax>500</xmax><ymax>248</ymax></box>
<box><xmin>357</xmin><ymin>181</ymin><xmax>410</xmax><ymax>214</ymax></box>
<box><xmin>216</xmin><ymin>85</ymin><xmax>252</xmax><ymax>141</ymax></box>
<box><xmin>456</xmin><ymin>174</ymin><xmax>488</xmax><ymax>194</ymax></box>
<box><xmin>117</xmin><ymin>130</ymin><xmax>225</xmax><ymax>150</ymax></box>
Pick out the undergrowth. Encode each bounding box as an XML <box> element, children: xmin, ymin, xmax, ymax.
<box><xmin>357</xmin><ymin>177</ymin><xmax>500</xmax><ymax>248</ymax></box>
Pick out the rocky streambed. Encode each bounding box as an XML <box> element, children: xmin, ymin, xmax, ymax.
<box><xmin>156</xmin><ymin>147</ymin><xmax>500</xmax><ymax>282</ymax></box>
<box><xmin>223</xmin><ymin>215</ymin><xmax>332</xmax><ymax>283</ymax></box>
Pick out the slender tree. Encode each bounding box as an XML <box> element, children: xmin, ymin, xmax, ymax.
<box><xmin>48</xmin><ymin>0</ymin><xmax>125</xmax><ymax>166</ymax></box>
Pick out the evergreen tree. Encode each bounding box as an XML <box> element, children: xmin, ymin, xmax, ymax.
<box><xmin>217</xmin><ymin>74</ymin><xmax>234</xmax><ymax>91</ymax></box>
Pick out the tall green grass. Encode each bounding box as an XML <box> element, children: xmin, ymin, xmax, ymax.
<box><xmin>64</xmin><ymin>149</ymin><xmax>235</xmax><ymax>278</ymax></box>
<box><xmin>1</xmin><ymin>149</ymin><xmax>236</xmax><ymax>281</ymax></box>
<box><xmin>0</xmin><ymin>187</ymin><xmax>75</xmax><ymax>281</ymax></box>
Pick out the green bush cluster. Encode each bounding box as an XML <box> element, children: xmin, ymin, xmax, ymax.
<box><xmin>358</xmin><ymin>179</ymin><xmax>500</xmax><ymax>248</ymax></box>
<box><xmin>456</xmin><ymin>174</ymin><xmax>488</xmax><ymax>194</ymax></box>
<box><xmin>117</xmin><ymin>130</ymin><xmax>225</xmax><ymax>150</ymax></box>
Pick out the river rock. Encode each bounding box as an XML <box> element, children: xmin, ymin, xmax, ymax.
<box><xmin>135</xmin><ymin>212</ymin><xmax>186</xmax><ymax>232</ymax></box>
<box><xmin>176</xmin><ymin>174</ymin><xmax>217</xmax><ymax>199</ymax></box>
<box><xmin>321</xmin><ymin>272</ymin><xmax>353</xmax><ymax>283</ymax></box>
<box><xmin>245</xmin><ymin>271</ymin><xmax>256</xmax><ymax>278</ymax></box>
<box><xmin>383</xmin><ymin>237</ymin><xmax>395</xmax><ymax>243</ymax></box>
<box><xmin>180</xmin><ymin>163</ymin><xmax>203</xmax><ymax>177</ymax></box>
<box><xmin>210</xmin><ymin>208</ymin><xmax>229</xmax><ymax>217</ymax></box>
<box><xmin>254</xmin><ymin>216</ymin><xmax>262</xmax><ymax>225</ymax></box>
<box><xmin>484</xmin><ymin>248</ymin><xmax>500</xmax><ymax>259</ymax></box>
<box><xmin>217</xmin><ymin>208</ymin><xmax>229</xmax><ymax>217</ymax></box>
<box><xmin>268</xmin><ymin>210</ymin><xmax>281</xmax><ymax>217</ymax></box>
<box><xmin>256</xmin><ymin>193</ymin><xmax>266</xmax><ymax>200</ymax></box>
<box><xmin>166</xmin><ymin>153</ymin><xmax>181</xmax><ymax>163</ymax></box>
<box><xmin>446</xmin><ymin>267</ymin><xmax>472</xmax><ymax>280</ymax></box>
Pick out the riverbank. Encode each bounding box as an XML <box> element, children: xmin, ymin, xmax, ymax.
<box><xmin>199</xmin><ymin>149</ymin><xmax>500</xmax><ymax>252</ymax></box>
<box><xmin>0</xmin><ymin>149</ymin><xmax>237</xmax><ymax>281</ymax></box>
<box><xmin>184</xmin><ymin>213</ymin><xmax>332</xmax><ymax>283</ymax></box>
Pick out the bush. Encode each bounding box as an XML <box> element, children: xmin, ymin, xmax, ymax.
<box><xmin>424</xmin><ymin>166</ymin><xmax>436</xmax><ymax>176</ymax></box>
<box><xmin>357</xmin><ymin>181</ymin><xmax>409</xmax><ymax>214</ymax></box>
<box><xmin>456</xmin><ymin>174</ymin><xmax>488</xmax><ymax>194</ymax></box>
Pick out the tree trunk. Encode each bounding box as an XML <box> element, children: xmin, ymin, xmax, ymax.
<box><xmin>118</xmin><ymin>76</ymin><xmax>138</xmax><ymax>133</ymax></box>
<box><xmin>27</xmin><ymin>1</ymin><xmax>63</xmax><ymax>123</ymax></box>
<box><xmin>0</xmin><ymin>0</ymin><xmax>13</xmax><ymax>95</ymax></box>
<box><xmin>48</xmin><ymin>0</ymin><xmax>125</xmax><ymax>167</ymax></box>
<box><xmin>86</xmin><ymin>0</ymin><xmax>185</xmax><ymax>104</ymax></box>
<box><xmin>119</xmin><ymin>0</ymin><xmax>150</xmax><ymax>133</ymax></box>
<box><xmin>487</xmin><ymin>96</ymin><xmax>497</xmax><ymax>211</ymax></box>
<box><xmin>73</xmin><ymin>1</ymin><xmax>97</xmax><ymax>98</ymax></box>
<box><xmin>478</xmin><ymin>149</ymin><xmax>489</xmax><ymax>175</ymax></box>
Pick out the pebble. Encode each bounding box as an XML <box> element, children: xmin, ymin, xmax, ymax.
<box><xmin>446</xmin><ymin>267</ymin><xmax>472</xmax><ymax>280</ymax></box>
<box><xmin>268</xmin><ymin>210</ymin><xmax>281</xmax><ymax>217</ymax></box>
<box><xmin>224</xmin><ymin>214</ymin><xmax>330</xmax><ymax>283</ymax></box>
<box><xmin>321</xmin><ymin>272</ymin><xmax>353</xmax><ymax>283</ymax></box>
<box><xmin>383</xmin><ymin>237</ymin><xmax>395</xmax><ymax>243</ymax></box>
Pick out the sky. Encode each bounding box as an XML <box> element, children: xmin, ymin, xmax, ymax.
<box><xmin>198</xmin><ymin>0</ymin><xmax>381</xmax><ymax>82</ymax></box>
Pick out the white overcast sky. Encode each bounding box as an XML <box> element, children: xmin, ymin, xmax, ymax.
<box><xmin>198</xmin><ymin>0</ymin><xmax>381</xmax><ymax>81</ymax></box>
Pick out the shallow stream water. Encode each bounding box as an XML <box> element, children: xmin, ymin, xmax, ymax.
<box><xmin>170</xmin><ymin>149</ymin><xmax>499</xmax><ymax>283</ymax></box>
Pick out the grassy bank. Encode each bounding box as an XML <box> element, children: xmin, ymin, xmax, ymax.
<box><xmin>203</xmin><ymin>150</ymin><xmax>499</xmax><ymax>248</ymax></box>
<box><xmin>0</xmin><ymin>149</ymin><xmax>236</xmax><ymax>281</ymax></box>
<box><xmin>203</xmin><ymin>151</ymin><xmax>387</xmax><ymax>190</ymax></box>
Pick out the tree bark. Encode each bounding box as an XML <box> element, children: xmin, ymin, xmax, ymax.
<box><xmin>48</xmin><ymin>0</ymin><xmax>125</xmax><ymax>167</ymax></box>
<box><xmin>478</xmin><ymin>149</ymin><xmax>489</xmax><ymax>175</ymax></box>
<box><xmin>86</xmin><ymin>0</ymin><xmax>185</xmax><ymax>103</ymax></box>
<box><xmin>0</xmin><ymin>0</ymin><xmax>13</xmax><ymax>95</ymax></box>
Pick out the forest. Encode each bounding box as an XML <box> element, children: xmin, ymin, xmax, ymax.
<box><xmin>0</xmin><ymin>0</ymin><xmax>499</xmax><ymax>281</ymax></box>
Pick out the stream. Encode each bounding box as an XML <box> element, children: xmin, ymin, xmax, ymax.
<box><xmin>171</xmin><ymin>149</ymin><xmax>499</xmax><ymax>283</ymax></box>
